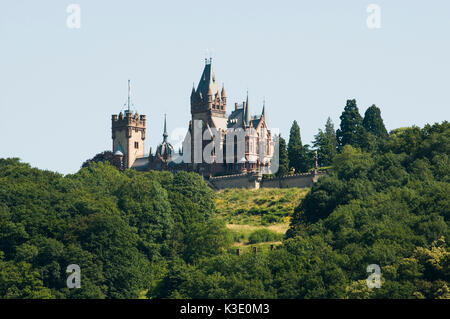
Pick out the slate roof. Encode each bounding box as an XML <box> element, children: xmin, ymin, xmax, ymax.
<box><xmin>131</xmin><ymin>157</ymin><xmax>150</xmax><ymax>171</ymax></box>
<box><xmin>227</xmin><ymin>106</ymin><xmax>245</xmax><ymax>128</ymax></box>
<box><xmin>196</xmin><ymin>62</ymin><xmax>220</xmax><ymax>99</ymax></box>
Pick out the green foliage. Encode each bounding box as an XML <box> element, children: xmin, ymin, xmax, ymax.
<box><xmin>0</xmin><ymin>255</ymin><xmax>54</xmax><ymax>299</ymax></box>
<box><xmin>287</xmin><ymin>120</ymin><xmax>303</xmax><ymax>172</ymax></box>
<box><xmin>313</xmin><ymin>117</ymin><xmax>337</xmax><ymax>167</ymax></box>
<box><xmin>276</xmin><ymin>135</ymin><xmax>289</xmax><ymax>177</ymax></box>
<box><xmin>286</xmin><ymin>121</ymin><xmax>449</xmax><ymax>298</ymax></box>
<box><xmin>325</xmin><ymin>117</ymin><xmax>337</xmax><ymax>149</ymax></box>
<box><xmin>81</xmin><ymin>151</ymin><xmax>116</xmax><ymax>169</ymax></box>
<box><xmin>0</xmin><ymin>160</ymin><xmax>230</xmax><ymax>299</ymax></box>
<box><xmin>288</xmin><ymin>121</ymin><xmax>314</xmax><ymax>172</ymax></box>
<box><xmin>313</xmin><ymin>130</ymin><xmax>336</xmax><ymax>167</ymax></box>
<box><xmin>1</xmin><ymin>119</ymin><xmax>448</xmax><ymax>300</ymax></box>
<box><xmin>363</xmin><ymin>105</ymin><xmax>388</xmax><ymax>139</ymax></box>
<box><xmin>336</xmin><ymin>99</ymin><xmax>364</xmax><ymax>150</ymax></box>
<box><xmin>248</xmin><ymin>229</ymin><xmax>283</xmax><ymax>244</ymax></box>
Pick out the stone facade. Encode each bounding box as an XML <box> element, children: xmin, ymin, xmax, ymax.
<box><xmin>183</xmin><ymin>59</ymin><xmax>274</xmax><ymax>176</ymax></box>
<box><xmin>111</xmin><ymin>111</ymin><xmax>146</xmax><ymax>169</ymax></box>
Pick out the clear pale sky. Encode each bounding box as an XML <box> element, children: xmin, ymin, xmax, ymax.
<box><xmin>1</xmin><ymin>0</ymin><xmax>449</xmax><ymax>174</ymax></box>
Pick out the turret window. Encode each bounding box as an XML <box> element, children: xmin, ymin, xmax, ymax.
<box><xmin>134</xmin><ymin>142</ymin><xmax>139</xmax><ymax>149</ymax></box>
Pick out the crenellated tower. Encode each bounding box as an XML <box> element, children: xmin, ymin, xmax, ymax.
<box><xmin>111</xmin><ymin>80</ymin><xmax>146</xmax><ymax>168</ymax></box>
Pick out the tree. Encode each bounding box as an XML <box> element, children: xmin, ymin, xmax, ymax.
<box><xmin>363</xmin><ymin>105</ymin><xmax>388</xmax><ymax>138</ymax></box>
<box><xmin>313</xmin><ymin>118</ymin><xmax>337</xmax><ymax>167</ymax></box>
<box><xmin>301</xmin><ymin>144</ymin><xmax>315</xmax><ymax>172</ymax></box>
<box><xmin>82</xmin><ymin>151</ymin><xmax>117</xmax><ymax>169</ymax></box>
<box><xmin>287</xmin><ymin>121</ymin><xmax>312</xmax><ymax>173</ymax></box>
<box><xmin>336</xmin><ymin>99</ymin><xmax>364</xmax><ymax>150</ymax></box>
<box><xmin>325</xmin><ymin>117</ymin><xmax>337</xmax><ymax>150</ymax></box>
<box><xmin>287</xmin><ymin>121</ymin><xmax>303</xmax><ymax>172</ymax></box>
<box><xmin>276</xmin><ymin>135</ymin><xmax>289</xmax><ymax>177</ymax></box>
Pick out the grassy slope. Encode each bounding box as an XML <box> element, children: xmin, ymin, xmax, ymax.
<box><xmin>215</xmin><ymin>188</ymin><xmax>309</xmax><ymax>253</ymax></box>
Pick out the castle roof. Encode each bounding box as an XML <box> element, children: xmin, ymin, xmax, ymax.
<box><xmin>114</xmin><ymin>145</ymin><xmax>124</xmax><ymax>156</ymax></box>
<box><xmin>156</xmin><ymin>114</ymin><xmax>174</xmax><ymax>159</ymax></box>
<box><xmin>227</xmin><ymin>99</ymin><xmax>266</xmax><ymax>129</ymax></box>
<box><xmin>227</xmin><ymin>105</ymin><xmax>245</xmax><ymax>128</ymax></box>
<box><xmin>251</xmin><ymin>117</ymin><xmax>262</xmax><ymax>128</ymax></box>
<box><xmin>131</xmin><ymin>157</ymin><xmax>150</xmax><ymax>171</ymax></box>
<box><xmin>196</xmin><ymin>59</ymin><xmax>220</xmax><ymax>99</ymax></box>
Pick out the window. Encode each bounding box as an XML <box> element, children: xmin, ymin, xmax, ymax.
<box><xmin>134</xmin><ymin>142</ymin><xmax>139</xmax><ymax>149</ymax></box>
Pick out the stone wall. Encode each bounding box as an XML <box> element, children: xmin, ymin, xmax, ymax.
<box><xmin>207</xmin><ymin>170</ymin><xmax>327</xmax><ymax>190</ymax></box>
<box><xmin>207</xmin><ymin>172</ymin><xmax>261</xmax><ymax>190</ymax></box>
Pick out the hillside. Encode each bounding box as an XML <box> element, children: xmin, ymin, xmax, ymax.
<box><xmin>0</xmin><ymin>122</ymin><xmax>448</xmax><ymax>299</ymax></box>
<box><xmin>215</xmin><ymin>188</ymin><xmax>309</xmax><ymax>252</ymax></box>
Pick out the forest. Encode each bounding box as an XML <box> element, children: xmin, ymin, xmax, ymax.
<box><xmin>0</xmin><ymin>100</ymin><xmax>448</xmax><ymax>299</ymax></box>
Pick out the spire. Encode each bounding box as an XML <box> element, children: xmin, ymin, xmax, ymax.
<box><xmin>245</xmin><ymin>91</ymin><xmax>251</xmax><ymax>125</ymax></box>
<box><xmin>261</xmin><ymin>99</ymin><xmax>266</xmax><ymax>118</ymax></box>
<box><xmin>191</xmin><ymin>83</ymin><xmax>196</xmax><ymax>98</ymax></box>
<box><xmin>163</xmin><ymin>114</ymin><xmax>168</xmax><ymax>142</ymax></box>
<box><xmin>221</xmin><ymin>84</ymin><xmax>226</xmax><ymax>98</ymax></box>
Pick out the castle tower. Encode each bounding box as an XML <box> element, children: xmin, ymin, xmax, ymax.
<box><xmin>190</xmin><ymin>58</ymin><xmax>227</xmax><ymax>125</ymax></box>
<box><xmin>111</xmin><ymin>80</ymin><xmax>146</xmax><ymax>168</ymax></box>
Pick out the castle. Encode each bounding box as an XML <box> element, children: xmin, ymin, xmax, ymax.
<box><xmin>111</xmin><ymin>60</ymin><xmax>325</xmax><ymax>189</ymax></box>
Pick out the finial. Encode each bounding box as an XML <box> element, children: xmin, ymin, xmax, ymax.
<box><xmin>127</xmin><ymin>79</ymin><xmax>131</xmax><ymax>112</ymax></box>
<box><xmin>163</xmin><ymin>113</ymin><xmax>168</xmax><ymax>141</ymax></box>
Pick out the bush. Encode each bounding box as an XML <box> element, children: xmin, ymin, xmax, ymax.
<box><xmin>248</xmin><ymin>229</ymin><xmax>283</xmax><ymax>244</ymax></box>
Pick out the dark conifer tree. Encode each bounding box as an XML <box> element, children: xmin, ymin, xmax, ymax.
<box><xmin>288</xmin><ymin>121</ymin><xmax>303</xmax><ymax>172</ymax></box>
<box><xmin>336</xmin><ymin>99</ymin><xmax>364</xmax><ymax>150</ymax></box>
<box><xmin>325</xmin><ymin>117</ymin><xmax>337</xmax><ymax>150</ymax></box>
<box><xmin>276</xmin><ymin>135</ymin><xmax>289</xmax><ymax>177</ymax></box>
<box><xmin>363</xmin><ymin>104</ymin><xmax>388</xmax><ymax>138</ymax></box>
<box><xmin>313</xmin><ymin>130</ymin><xmax>335</xmax><ymax>167</ymax></box>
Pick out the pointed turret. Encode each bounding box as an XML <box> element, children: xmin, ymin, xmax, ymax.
<box><xmin>196</xmin><ymin>59</ymin><xmax>220</xmax><ymax>101</ymax></box>
<box><xmin>261</xmin><ymin>100</ymin><xmax>266</xmax><ymax>124</ymax></box>
<box><xmin>156</xmin><ymin>114</ymin><xmax>174</xmax><ymax>162</ymax></box>
<box><xmin>244</xmin><ymin>92</ymin><xmax>251</xmax><ymax>125</ymax></box>
<box><xmin>221</xmin><ymin>84</ymin><xmax>226</xmax><ymax>98</ymax></box>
